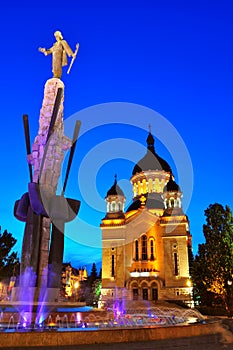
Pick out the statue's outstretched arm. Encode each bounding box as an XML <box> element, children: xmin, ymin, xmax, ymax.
<box><xmin>38</xmin><ymin>47</ymin><xmax>52</xmax><ymax>56</ymax></box>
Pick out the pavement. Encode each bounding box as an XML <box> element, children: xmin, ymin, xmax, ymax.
<box><xmin>2</xmin><ymin>334</ymin><xmax>233</xmax><ymax>350</ymax></box>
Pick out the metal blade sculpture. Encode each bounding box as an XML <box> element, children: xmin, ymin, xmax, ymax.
<box><xmin>13</xmin><ymin>80</ymin><xmax>81</xmax><ymax>301</ymax></box>
<box><xmin>48</xmin><ymin>120</ymin><xmax>81</xmax><ymax>288</ymax></box>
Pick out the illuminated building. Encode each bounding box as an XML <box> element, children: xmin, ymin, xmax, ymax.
<box><xmin>61</xmin><ymin>263</ymin><xmax>87</xmax><ymax>300</ymax></box>
<box><xmin>101</xmin><ymin>132</ymin><xmax>192</xmax><ymax>305</ymax></box>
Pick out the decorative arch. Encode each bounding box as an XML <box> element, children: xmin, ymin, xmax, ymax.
<box><xmin>138</xmin><ymin>279</ymin><xmax>150</xmax><ymax>288</ymax></box>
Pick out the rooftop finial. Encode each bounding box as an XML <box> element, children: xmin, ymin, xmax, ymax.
<box><xmin>114</xmin><ymin>173</ymin><xmax>117</xmax><ymax>183</ymax></box>
<box><xmin>148</xmin><ymin>124</ymin><xmax>152</xmax><ymax>133</ymax></box>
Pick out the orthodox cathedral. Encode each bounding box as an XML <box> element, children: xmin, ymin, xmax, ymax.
<box><xmin>100</xmin><ymin>131</ymin><xmax>192</xmax><ymax>305</ymax></box>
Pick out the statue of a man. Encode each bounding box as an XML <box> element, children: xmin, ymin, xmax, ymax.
<box><xmin>39</xmin><ymin>31</ymin><xmax>76</xmax><ymax>79</ymax></box>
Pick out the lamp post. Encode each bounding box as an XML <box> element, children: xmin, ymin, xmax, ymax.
<box><xmin>227</xmin><ymin>279</ymin><xmax>233</xmax><ymax>317</ymax></box>
<box><xmin>74</xmin><ymin>281</ymin><xmax>79</xmax><ymax>302</ymax></box>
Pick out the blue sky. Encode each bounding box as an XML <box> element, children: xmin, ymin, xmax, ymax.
<box><xmin>0</xmin><ymin>0</ymin><xmax>233</xmax><ymax>271</ymax></box>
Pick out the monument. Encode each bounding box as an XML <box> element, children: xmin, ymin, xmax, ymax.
<box><xmin>12</xmin><ymin>31</ymin><xmax>80</xmax><ymax>303</ymax></box>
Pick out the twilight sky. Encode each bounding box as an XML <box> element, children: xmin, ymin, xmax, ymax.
<box><xmin>0</xmin><ymin>0</ymin><xmax>233</xmax><ymax>271</ymax></box>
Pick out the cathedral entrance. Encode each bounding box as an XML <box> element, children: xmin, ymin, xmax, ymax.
<box><xmin>152</xmin><ymin>288</ymin><xmax>158</xmax><ymax>301</ymax></box>
<box><xmin>142</xmin><ymin>288</ymin><xmax>148</xmax><ymax>300</ymax></box>
<box><xmin>129</xmin><ymin>279</ymin><xmax>160</xmax><ymax>301</ymax></box>
<box><xmin>151</xmin><ymin>281</ymin><xmax>158</xmax><ymax>301</ymax></box>
<box><xmin>133</xmin><ymin>288</ymin><xmax>139</xmax><ymax>300</ymax></box>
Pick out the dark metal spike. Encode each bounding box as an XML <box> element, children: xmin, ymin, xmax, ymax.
<box><xmin>62</xmin><ymin>120</ymin><xmax>81</xmax><ymax>195</ymax></box>
<box><xmin>22</xmin><ymin>114</ymin><xmax>33</xmax><ymax>182</ymax></box>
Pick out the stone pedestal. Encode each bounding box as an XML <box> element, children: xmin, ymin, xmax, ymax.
<box><xmin>11</xmin><ymin>286</ymin><xmax>60</xmax><ymax>303</ymax></box>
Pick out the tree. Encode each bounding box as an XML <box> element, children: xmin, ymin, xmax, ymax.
<box><xmin>191</xmin><ymin>204</ymin><xmax>233</xmax><ymax>313</ymax></box>
<box><xmin>0</xmin><ymin>227</ymin><xmax>19</xmax><ymax>280</ymax></box>
<box><xmin>88</xmin><ymin>262</ymin><xmax>98</xmax><ymax>286</ymax></box>
<box><xmin>80</xmin><ymin>263</ymin><xmax>101</xmax><ymax>306</ymax></box>
<box><xmin>191</xmin><ymin>243</ymin><xmax>216</xmax><ymax>307</ymax></box>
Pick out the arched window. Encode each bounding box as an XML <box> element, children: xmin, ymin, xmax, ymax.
<box><xmin>118</xmin><ymin>202</ymin><xmax>122</xmax><ymax>211</ymax></box>
<box><xmin>137</xmin><ymin>181</ymin><xmax>141</xmax><ymax>195</ymax></box>
<box><xmin>148</xmin><ymin>178</ymin><xmax>153</xmax><ymax>193</ymax></box>
<box><xmin>111</xmin><ymin>202</ymin><xmax>116</xmax><ymax>211</ymax></box>
<box><xmin>141</xmin><ymin>235</ymin><xmax>147</xmax><ymax>260</ymax></box>
<box><xmin>142</xmin><ymin>179</ymin><xmax>147</xmax><ymax>194</ymax></box>
<box><xmin>150</xmin><ymin>239</ymin><xmax>155</xmax><ymax>260</ymax></box>
<box><xmin>135</xmin><ymin>240</ymin><xmax>139</xmax><ymax>261</ymax></box>
<box><xmin>133</xmin><ymin>183</ymin><xmax>137</xmax><ymax>197</ymax></box>
<box><xmin>170</xmin><ymin>198</ymin><xmax>174</xmax><ymax>208</ymax></box>
<box><xmin>155</xmin><ymin>178</ymin><xmax>160</xmax><ymax>192</ymax></box>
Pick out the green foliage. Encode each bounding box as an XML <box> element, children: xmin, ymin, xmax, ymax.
<box><xmin>78</xmin><ymin>263</ymin><xmax>102</xmax><ymax>306</ymax></box>
<box><xmin>92</xmin><ymin>279</ymin><xmax>102</xmax><ymax>307</ymax></box>
<box><xmin>87</xmin><ymin>262</ymin><xmax>98</xmax><ymax>287</ymax></box>
<box><xmin>0</xmin><ymin>228</ymin><xmax>19</xmax><ymax>280</ymax></box>
<box><xmin>191</xmin><ymin>203</ymin><xmax>233</xmax><ymax>312</ymax></box>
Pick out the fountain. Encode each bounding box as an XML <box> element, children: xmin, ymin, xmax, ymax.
<box><xmin>0</xmin><ymin>296</ymin><xmax>207</xmax><ymax>336</ymax></box>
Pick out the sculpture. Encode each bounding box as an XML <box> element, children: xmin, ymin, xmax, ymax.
<box><xmin>39</xmin><ymin>30</ymin><xmax>79</xmax><ymax>78</ymax></box>
<box><xmin>12</xmin><ymin>32</ymin><xmax>81</xmax><ymax>303</ymax></box>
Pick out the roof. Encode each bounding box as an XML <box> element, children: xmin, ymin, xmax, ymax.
<box><xmin>126</xmin><ymin>193</ymin><xmax>164</xmax><ymax>212</ymax></box>
<box><xmin>106</xmin><ymin>176</ymin><xmax>124</xmax><ymax>197</ymax></box>
<box><xmin>163</xmin><ymin>175</ymin><xmax>180</xmax><ymax>192</ymax></box>
<box><xmin>132</xmin><ymin>132</ymin><xmax>172</xmax><ymax>175</ymax></box>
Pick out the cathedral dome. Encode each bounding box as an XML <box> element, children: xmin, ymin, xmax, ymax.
<box><xmin>132</xmin><ymin>132</ymin><xmax>172</xmax><ymax>175</ymax></box>
<box><xmin>163</xmin><ymin>175</ymin><xmax>180</xmax><ymax>192</ymax></box>
<box><xmin>106</xmin><ymin>175</ymin><xmax>124</xmax><ymax>197</ymax></box>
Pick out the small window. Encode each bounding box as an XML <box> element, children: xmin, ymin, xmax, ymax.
<box><xmin>111</xmin><ymin>255</ymin><xmax>115</xmax><ymax>277</ymax></box>
<box><xmin>135</xmin><ymin>240</ymin><xmax>139</xmax><ymax>261</ymax></box>
<box><xmin>174</xmin><ymin>252</ymin><xmax>178</xmax><ymax>276</ymax></box>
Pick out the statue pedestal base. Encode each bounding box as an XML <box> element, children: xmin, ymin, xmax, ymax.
<box><xmin>11</xmin><ymin>287</ymin><xmax>60</xmax><ymax>303</ymax></box>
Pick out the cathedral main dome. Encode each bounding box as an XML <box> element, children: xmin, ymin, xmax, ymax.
<box><xmin>128</xmin><ymin>131</ymin><xmax>174</xmax><ymax>214</ymax></box>
<box><xmin>132</xmin><ymin>132</ymin><xmax>172</xmax><ymax>175</ymax></box>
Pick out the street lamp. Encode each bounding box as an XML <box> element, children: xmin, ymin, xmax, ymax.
<box><xmin>74</xmin><ymin>281</ymin><xmax>79</xmax><ymax>301</ymax></box>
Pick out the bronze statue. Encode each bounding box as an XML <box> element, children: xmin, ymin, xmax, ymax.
<box><xmin>39</xmin><ymin>31</ymin><xmax>79</xmax><ymax>78</ymax></box>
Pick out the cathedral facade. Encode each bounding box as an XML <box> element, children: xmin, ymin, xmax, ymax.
<box><xmin>100</xmin><ymin>132</ymin><xmax>192</xmax><ymax>305</ymax></box>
